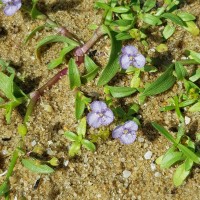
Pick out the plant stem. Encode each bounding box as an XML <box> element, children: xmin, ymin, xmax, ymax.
<box><xmin>24</xmin><ymin>68</ymin><xmax>67</xmax><ymax>124</ymax></box>
<box><xmin>74</xmin><ymin>25</ymin><xmax>107</xmax><ymax>65</ymax></box>
<box><xmin>5</xmin><ymin>150</ymin><xmax>19</xmax><ymax>181</ymax></box>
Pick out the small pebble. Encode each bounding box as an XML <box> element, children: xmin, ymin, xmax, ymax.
<box><xmin>2</xmin><ymin>150</ymin><xmax>7</xmax><ymax>155</ymax></box>
<box><xmin>138</xmin><ymin>137</ymin><xmax>145</xmax><ymax>143</ymax></box>
<box><xmin>63</xmin><ymin>160</ymin><xmax>69</xmax><ymax>167</ymax></box>
<box><xmin>47</xmin><ymin>140</ymin><xmax>53</xmax><ymax>146</ymax></box>
<box><xmin>154</xmin><ymin>172</ymin><xmax>161</xmax><ymax>177</ymax></box>
<box><xmin>185</xmin><ymin>116</ymin><xmax>191</xmax><ymax>125</ymax></box>
<box><xmin>144</xmin><ymin>150</ymin><xmax>153</xmax><ymax>160</ymax></box>
<box><xmin>46</xmin><ymin>148</ymin><xmax>54</xmax><ymax>155</ymax></box>
<box><xmin>123</xmin><ymin>170</ymin><xmax>131</xmax><ymax>178</ymax></box>
<box><xmin>31</xmin><ymin>140</ymin><xmax>36</xmax><ymax>147</ymax></box>
<box><xmin>150</xmin><ymin>163</ymin><xmax>156</xmax><ymax>171</ymax></box>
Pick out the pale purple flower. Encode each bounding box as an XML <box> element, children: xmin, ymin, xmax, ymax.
<box><xmin>120</xmin><ymin>45</ymin><xmax>146</xmax><ymax>69</ymax></box>
<box><xmin>2</xmin><ymin>0</ymin><xmax>22</xmax><ymax>16</ymax></box>
<box><xmin>87</xmin><ymin>101</ymin><xmax>114</xmax><ymax>128</ymax></box>
<box><xmin>112</xmin><ymin>121</ymin><xmax>138</xmax><ymax>144</ymax></box>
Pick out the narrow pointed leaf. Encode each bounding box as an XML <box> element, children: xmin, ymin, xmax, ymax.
<box><xmin>162</xmin><ymin>13</ymin><xmax>186</xmax><ymax>27</ymax></box>
<box><xmin>163</xmin><ymin>24</ymin><xmax>175</xmax><ymax>39</ymax></box>
<box><xmin>36</xmin><ymin>35</ymin><xmax>78</xmax><ymax>59</ymax></box>
<box><xmin>68</xmin><ymin>142</ymin><xmax>81</xmax><ymax>157</ymax></box>
<box><xmin>64</xmin><ymin>131</ymin><xmax>78</xmax><ymax>141</ymax></box>
<box><xmin>173</xmin><ymin>163</ymin><xmax>190</xmax><ymax>186</ymax></box>
<box><xmin>81</xmin><ymin>139</ymin><xmax>96</xmax><ymax>152</ymax></box>
<box><xmin>68</xmin><ymin>58</ymin><xmax>81</xmax><ymax>89</ymax></box>
<box><xmin>160</xmin><ymin>151</ymin><xmax>184</xmax><ymax>169</ymax></box>
<box><xmin>177</xmin><ymin>143</ymin><xmax>200</xmax><ymax>164</ymax></box>
<box><xmin>22</xmin><ymin>159</ymin><xmax>54</xmax><ymax>173</ymax></box>
<box><xmin>0</xmin><ymin>182</ymin><xmax>9</xmax><ymax>197</ymax></box>
<box><xmin>77</xmin><ymin>117</ymin><xmax>86</xmax><ymax>137</ymax></box>
<box><xmin>107</xmin><ymin>86</ymin><xmax>137</xmax><ymax>98</ymax></box>
<box><xmin>97</xmin><ymin>31</ymin><xmax>122</xmax><ymax>86</ymax></box>
<box><xmin>142</xmin><ymin>65</ymin><xmax>176</xmax><ymax>96</ymax></box>
<box><xmin>75</xmin><ymin>91</ymin><xmax>86</xmax><ymax>120</ymax></box>
<box><xmin>48</xmin><ymin>45</ymin><xmax>76</xmax><ymax>69</ymax></box>
<box><xmin>24</xmin><ymin>25</ymin><xmax>46</xmax><ymax>44</ymax></box>
<box><xmin>152</xmin><ymin>122</ymin><xmax>177</xmax><ymax>144</ymax></box>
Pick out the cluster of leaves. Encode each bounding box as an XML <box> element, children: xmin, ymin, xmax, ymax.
<box><xmin>0</xmin><ymin>59</ymin><xmax>27</xmax><ymax>124</ymax></box>
<box><xmin>64</xmin><ymin>117</ymin><xmax>96</xmax><ymax>157</ymax></box>
<box><xmin>152</xmin><ymin>122</ymin><xmax>200</xmax><ymax>186</ymax></box>
<box><xmin>95</xmin><ymin>0</ymin><xmax>199</xmax><ymax>42</ymax></box>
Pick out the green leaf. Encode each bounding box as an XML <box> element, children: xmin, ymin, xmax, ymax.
<box><xmin>64</xmin><ymin>131</ymin><xmax>78</xmax><ymax>141</ymax></box>
<box><xmin>75</xmin><ymin>91</ymin><xmax>86</xmax><ymax>120</ymax></box>
<box><xmin>116</xmin><ymin>32</ymin><xmax>132</xmax><ymax>40</ymax></box>
<box><xmin>81</xmin><ymin>139</ymin><xmax>96</xmax><ymax>152</ymax></box>
<box><xmin>68</xmin><ymin>58</ymin><xmax>81</xmax><ymax>89</ymax></box>
<box><xmin>187</xmin><ymin>50</ymin><xmax>200</xmax><ymax>63</ymax></box>
<box><xmin>131</xmin><ymin>0</ymin><xmax>141</xmax><ymax>12</ymax></box>
<box><xmin>177</xmin><ymin>143</ymin><xmax>200</xmax><ymax>164</ymax></box>
<box><xmin>142</xmin><ymin>0</ymin><xmax>156</xmax><ymax>12</ymax></box>
<box><xmin>152</xmin><ymin>122</ymin><xmax>177</xmax><ymax>144</ymax></box>
<box><xmin>184</xmin><ymin>158</ymin><xmax>193</xmax><ymax>171</ymax></box>
<box><xmin>184</xmin><ymin>21</ymin><xmax>199</xmax><ymax>36</ymax></box>
<box><xmin>141</xmin><ymin>65</ymin><xmax>176</xmax><ymax>96</ymax></box>
<box><xmin>36</xmin><ymin>35</ymin><xmax>78</xmax><ymax>59</ymax></box>
<box><xmin>0</xmin><ymin>181</ymin><xmax>9</xmax><ymax>197</ymax></box>
<box><xmin>97</xmin><ymin>31</ymin><xmax>122</xmax><ymax>86</ymax></box>
<box><xmin>189</xmin><ymin>101</ymin><xmax>200</xmax><ymax>112</ymax></box>
<box><xmin>107</xmin><ymin>86</ymin><xmax>137</xmax><ymax>98</ymax></box>
<box><xmin>163</xmin><ymin>24</ymin><xmax>175</xmax><ymax>39</ymax></box>
<box><xmin>95</xmin><ymin>2</ymin><xmax>110</xmax><ymax>10</ymax></box>
<box><xmin>161</xmin><ymin>13</ymin><xmax>186</xmax><ymax>27</ymax></box>
<box><xmin>160</xmin><ymin>151</ymin><xmax>184</xmax><ymax>169</ymax></box>
<box><xmin>111</xmin><ymin>6</ymin><xmax>130</xmax><ymax>13</ymax></box>
<box><xmin>109</xmin><ymin>20</ymin><xmax>134</xmax><ymax>32</ymax></box>
<box><xmin>77</xmin><ymin>117</ymin><xmax>86</xmax><ymax>137</ymax></box>
<box><xmin>24</xmin><ymin>25</ymin><xmax>46</xmax><ymax>44</ymax></box>
<box><xmin>173</xmin><ymin>163</ymin><xmax>190</xmax><ymax>186</ymax></box>
<box><xmin>177</xmin><ymin>12</ymin><xmax>196</xmax><ymax>22</ymax></box>
<box><xmin>0</xmin><ymin>72</ymin><xmax>15</xmax><ymax>100</ymax></box>
<box><xmin>81</xmin><ymin>55</ymin><xmax>99</xmax><ymax>83</ymax></box>
<box><xmin>189</xmin><ymin>68</ymin><xmax>200</xmax><ymax>82</ymax></box>
<box><xmin>48</xmin><ymin>45</ymin><xmax>76</xmax><ymax>69</ymax></box>
<box><xmin>143</xmin><ymin>13</ymin><xmax>162</xmax><ymax>26</ymax></box>
<box><xmin>0</xmin><ymin>59</ymin><xmax>15</xmax><ymax>74</ymax></box>
<box><xmin>68</xmin><ymin>142</ymin><xmax>81</xmax><ymax>157</ymax></box>
<box><xmin>175</xmin><ymin>62</ymin><xmax>187</xmax><ymax>80</ymax></box>
<box><xmin>156</xmin><ymin>44</ymin><xmax>168</xmax><ymax>53</ymax></box>
<box><xmin>22</xmin><ymin>159</ymin><xmax>54</xmax><ymax>174</ymax></box>
<box><xmin>0</xmin><ymin>99</ymin><xmax>24</xmax><ymax>124</ymax></box>
<box><xmin>30</xmin><ymin>0</ymin><xmax>46</xmax><ymax>20</ymax></box>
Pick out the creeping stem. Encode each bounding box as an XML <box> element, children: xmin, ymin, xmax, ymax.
<box><xmin>24</xmin><ymin>68</ymin><xmax>67</xmax><ymax>124</ymax></box>
<box><xmin>74</xmin><ymin>25</ymin><xmax>107</xmax><ymax>65</ymax></box>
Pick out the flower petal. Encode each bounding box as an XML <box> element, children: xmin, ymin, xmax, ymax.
<box><xmin>112</xmin><ymin>125</ymin><xmax>124</xmax><ymax>138</ymax></box>
<box><xmin>2</xmin><ymin>0</ymin><xmax>10</xmax><ymax>4</ymax></box>
<box><xmin>124</xmin><ymin>121</ymin><xmax>138</xmax><ymax>132</ymax></box>
<box><xmin>120</xmin><ymin>54</ymin><xmax>132</xmax><ymax>69</ymax></box>
<box><xmin>133</xmin><ymin>53</ymin><xmax>146</xmax><ymax>68</ymax></box>
<box><xmin>101</xmin><ymin>108</ymin><xmax>114</xmax><ymax>126</ymax></box>
<box><xmin>122</xmin><ymin>45</ymin><xmax>138</xmax><ymax>55</ymax></box>
<box><xmin>90</xmin><ymin>101</ymin><xmax>107</xmax><ymax>112</ymax></box>
<box><xmin>119</xmin><ymin>133</ymin><xmax>137</xmax><ymax>144</ymax></box>
<box><xmin>87</xmin><ymin>112</ymin><xmax>101</xmax><ymax>128</ymax></box>
<box><xmin>3</xmin><ymin>2</ymin><xmax>21</xmax><ymax>16</ymax></box>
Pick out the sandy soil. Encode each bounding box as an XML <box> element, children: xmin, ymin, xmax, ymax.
<box><xmin>0</xmin><ymin>0</ymin><xmax>200</xmax><ymax>199</ymax></box>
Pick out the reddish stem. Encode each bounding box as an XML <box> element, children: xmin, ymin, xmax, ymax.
<box><xmin>24</xmin><ymin>68</ymin><xmax>67</xmax><ymax>124</ymax></box>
